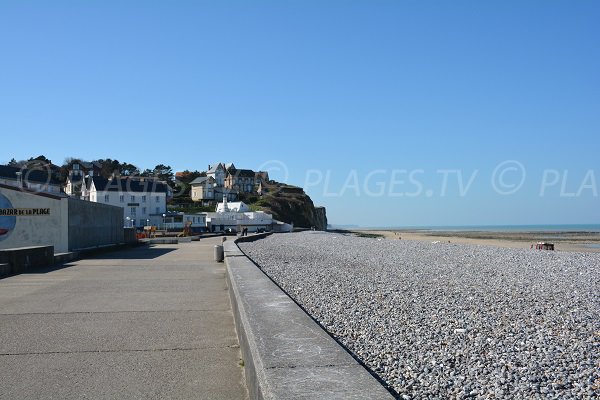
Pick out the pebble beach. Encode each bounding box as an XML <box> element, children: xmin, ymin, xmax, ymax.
<box><xmin>239</xmin><ymin>232</ymin><xmax>600</xmax><ymax>399</ymax></box>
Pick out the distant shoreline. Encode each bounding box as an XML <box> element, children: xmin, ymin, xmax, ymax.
<box><xmin>355</xmin><ymin>224</ymin><xmax>600</xmax><ymax>233</ymax></box>
<box><xmin>342</xmin><ymin>228</ymin><xmax>600</xmax><ymax>253</ymax></box>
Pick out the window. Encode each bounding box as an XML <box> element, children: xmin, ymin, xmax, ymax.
<box><xmin>131</xmin><ymin>195</ymin><xmax>135</xmax><ymax>202</ymax></box>
<box><xmin>142</xmin><ymin>195</ymin><xmax>146</xmax><ymax>203</ymax></box>
<box><xmin>155</xmin><ymin>207</ymin><xmax>160</xmax><ymax>214</ymax></box>
<box><xmin>104</xmin><ymin>194</ymin><xmax>110</xmax><ymax>202</ymax></box>
<box><xmin>155</xmin><ymin>196</ymin><xmax>159</xmax><ymax>203</ymax></box>
<box><xmin>119</xmin><ymin>195</ymin><xmax>124</xmax><ymax>203</ymax></box>
<box><xmin>142</xmin><ymin>207</ymin><xmax>147</xmax><ymax>215</ymax></box>
<box><xmin>131</xmin><ymin>207</ymin><xmax>136</xmax><ymax>215</ymax></box>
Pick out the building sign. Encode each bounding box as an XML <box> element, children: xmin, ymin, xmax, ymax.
<box><xmin>0</xmin><ymin>208</ymin><xmax>51</xmax><ymax>216</ymax></box>
<box><xmin>128</xmin><ymin>203</ymin><xmax>140</xmax><ymax>206</ymax></box>
<box><xmin>0</xmin><ymin>193</ymin><xmax>16</xmax><ymax>241</ymax></box>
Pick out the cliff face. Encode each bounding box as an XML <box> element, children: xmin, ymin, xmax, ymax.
<box><xmin>252</xmin><ymin>184</ymin><xmax>327</xmax><ymax>230</ymax></box>
<box><xmin>314</xmin><ymin>206</ymin><xmax>328</xmax><ymax>231</ymax></box>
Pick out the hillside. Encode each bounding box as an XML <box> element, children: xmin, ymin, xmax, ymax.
<box><xmin>245</xmin><ymin>183</ymin><xmax>327</xmax><ymax>230</ymax></box>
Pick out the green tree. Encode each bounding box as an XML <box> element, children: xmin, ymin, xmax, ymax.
<box><xmin>28</xmin><ymin>155</ymin><xmax>52</xmax><ymax>164</ymax></box>
<box><xmin>120</xmin><ymin>163</ymin><xmax>140</xmax><ymax>176</ymax></box>
<box><xmin>153</xmin><ymin>164</ymin><xmax>174</xmax><ymax>184</ymax></box>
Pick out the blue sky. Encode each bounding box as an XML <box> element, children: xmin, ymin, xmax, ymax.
<box><xmin>1</xmin><ymin>1</ymin><xmax>598</xmax><ymax>226</ymax></box>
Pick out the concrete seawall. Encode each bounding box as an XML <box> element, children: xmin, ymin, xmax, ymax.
<box><xmin>225</xmin><ymin>234</ymin><xmax>394</xmax><ymax>399</ymax></box>
<box><xmin>0</xmin><ymin>242</ymin><xmax>145</xmax><ymax>279</ymax></box>
<box><xmin>0</xmin><ymin>246</ymin><xmax>54</xmax><ymax>278</ymax></box>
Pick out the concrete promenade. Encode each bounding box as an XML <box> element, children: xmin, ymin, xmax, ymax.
<box><xmin>0</xmin><ymin>238</ymin><xmax>248</xmax><ymax>399</ymax></box>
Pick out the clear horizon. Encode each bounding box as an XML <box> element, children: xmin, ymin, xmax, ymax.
<box><xmin>347</xmin><ymin>223</ymin><xmax>600</xmax><ymax>231</ymax></box>
<box><xmin>1</xmin><ymin>1</ymin><xmax>598</xmax><ymax>226</ymax></box>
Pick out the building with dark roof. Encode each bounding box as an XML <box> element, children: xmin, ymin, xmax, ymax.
<box><xmin>224</xmin><ymin>167</ymin><xmax>257</xmax><ymax>193</ymax></box>
<box><xmin>81</xmin><ymin>176</ymin><xmax>170</xmax><ymax>228</ymax></box>
<box><xmin>0</xmin><ymin>165</ymin><xmax>63</xmax><ymax>194</ymax></box>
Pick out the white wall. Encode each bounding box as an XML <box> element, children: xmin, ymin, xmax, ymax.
<box><xmin>207</xmin><ymin>168</ymin><xmax>225</xmax><ymax>187</ymax></box>
<box><xmin>0</xmin><ymin>187</ymin><xmax>69</xmax><ymax>253</ymax></box>
<box><xmin>207</xmin><ymin>211</ymin><xmax>272</xmax><ymax>231</ymax></box>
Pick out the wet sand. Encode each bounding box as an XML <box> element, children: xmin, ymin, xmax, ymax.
<box><xmin>351</xmin><ymin>229</ymin><xmax>600</xmax><ymax>252</ymax></box>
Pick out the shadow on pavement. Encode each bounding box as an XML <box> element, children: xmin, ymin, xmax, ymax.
<box><xmin>20</xmin><ymin>263</ymin><xmax>77</xmax><ymax>275</ymax></box>
<box><xmin>89</xmin><ymin>247</ymin><xmax>178</xmax><ymax>260</ymax></box>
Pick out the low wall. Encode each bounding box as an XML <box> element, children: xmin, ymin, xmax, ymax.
<box><xmin>68</xmin><ymin>198</ymin><xmax>124</xmax><ymax>251</ymax></box>
<box><xmin>0</xmin><ymin>245</ymin><xmax>54</xmax><ymax>278</ymax></box>
<box><xmin>225</xmin><ymin>235</ymin><xmax>394</xmax><ymax>399</ymax></box>
<box><xmin>124</xmin><ymin>228</ymin><xmax>137</xmax><ymax>244</ymax></box>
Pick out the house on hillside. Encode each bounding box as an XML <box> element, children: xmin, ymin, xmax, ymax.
<box><xmin>224</xmin><ymin>167</ymin><xmax>257</xmax><ymax>193</ymax></box>
<box><xmin>255</xmin><ymin>171</ymin><xmax>269</xmax><ymax>184</ymax></box>
<box><xmin>190</xmin><ymin>176</ymin><xmax>238</xmax><ymax>205</ymax></box>
<box><xmin>190</xmin><ymin>176</ymin><xmax>216</xmax><ymax>203</ymax></box>
<box><xmin>207</xmin><ymin>163</ymin><xmax>227</xmax><ymax>187</ymax></box>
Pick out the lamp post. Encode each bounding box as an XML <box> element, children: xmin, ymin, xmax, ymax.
<box><xmin>126</xmin><ymin>216</ymin><xmax>131</xmax><ymax>228</ymax></box>
<box><xmin>162</xmin><ymin>213</ymin><xmax>166</xmax><ymax>231</ymax></box>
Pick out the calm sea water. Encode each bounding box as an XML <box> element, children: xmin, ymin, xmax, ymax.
<box><xmin>365</xmin><ymin>224</ymin><xmax>600</xmax><ymax>233</ymax></box>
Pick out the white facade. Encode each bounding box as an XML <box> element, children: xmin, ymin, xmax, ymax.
<box><xmin>207</xmin><ymin>197</ymin><xmax>272</xmax><ymax>232</ymax></box>
<box><xmin>207</xmin><ymin>163</ymin><xmax>226</xmax><ymax>187</ymax></box>
<box><xmin>86</xmin><ymin>179</ymin><xmax>167</xmax><ymax>227</ymax></box>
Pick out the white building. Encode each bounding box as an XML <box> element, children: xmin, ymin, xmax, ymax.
<box><xmin>82</xmin><ymin>176</ymin><xmax>168</xmax><ymax>227</ymax></box>
<box><xmin>216</xmin><ymin>199</ymin><xmax>251</xmax><ymax>213</ymax></box>
<box><xmin>207</xmin><ymin>196</ymin><xmax>272</xmax><ymax>233</ymax></box>
<box><xmin>207</xmin><ymin>163</ymin><xmax>227</xmax><ymax>187</ymax></box>
<box><xmin>64</xmin><ymin>161</ymin><xmax>101</xmax><ymax>197</ymax></box>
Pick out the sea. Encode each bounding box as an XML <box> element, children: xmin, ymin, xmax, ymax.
<box><xmin>363</xmin><ymin>224</ymin><xmax>600</xmax><ymax>233</ymax></box>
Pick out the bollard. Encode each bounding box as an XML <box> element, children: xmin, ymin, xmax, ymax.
<box><xmin>214</xmin><ymin>244</ymin><xmax>224</xmax><ymax>262</ymax></box>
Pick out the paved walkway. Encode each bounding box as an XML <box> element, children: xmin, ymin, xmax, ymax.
<box><xmin>0</xmin><ymin>238</ymin><xmax>248</xmax><ymax>400</ymax></box>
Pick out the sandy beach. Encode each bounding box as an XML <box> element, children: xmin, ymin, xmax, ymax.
<box><xmin>351</xmin><ymin>229</ymin><xmax>600</xmax><ymax>252</ymax></box>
